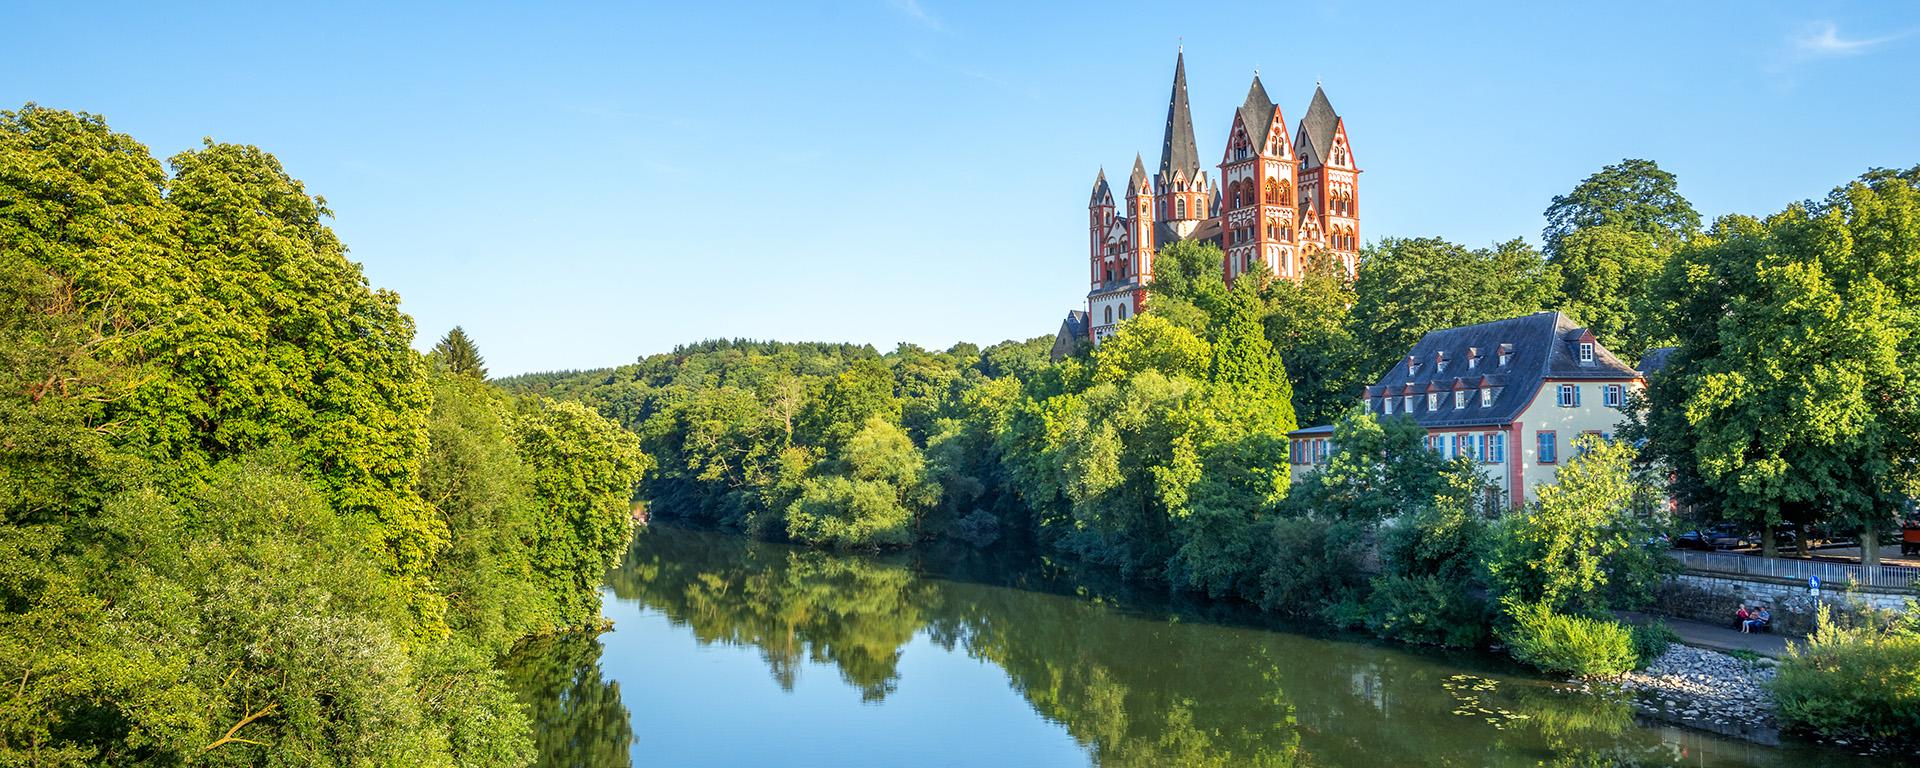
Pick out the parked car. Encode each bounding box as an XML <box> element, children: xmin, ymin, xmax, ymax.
<box><xmin>1770</xmin><ymin>523</ymin><xmax>1833</xmax><ymax>549</ymax></box>
<box><xmin>1674</xmin><ymin>525</ymin><xmax>1757</xmax><ymax>551</ymax></box>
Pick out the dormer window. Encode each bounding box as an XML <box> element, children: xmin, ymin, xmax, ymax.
<box><xmin>1407</xmin><ymin>357</ymin><xmax>1422</xmax><ymax>376</ymax></box>
<box><xmin>1579</xmin><ymin>342</ymin><xmax>1595</xmax><ymax>364</ymax></box>
<box><xmin>1403</xmin><ymin>394</ymin><xmax>1414</xmax><ymax>412</ymax></box>
<box><xmin>1427</xmin><ymin>392</ymin><xmax>1440</xmax><ymax>411</ymax></box>
<box><xmin>1435</xmin><ymin>351</ymin><xmax>1449</xmax><ymax>373</ymax></box>
<box><xmin>1479</xmin><ymin>388</ymin><xmax>1493</xmax><ymax>407</ymax></box>
<box><xmin>1498</xmin><ymin>343</ymin><xmax>1514</xmax><ymax>367</ymax></box>
<box><xmin>1384</xmin><ymin>397</ymin><xmax>1396</xmax><ymax>415</ymax></box>
<box><xmin>1467</xmin><ymin>348</ymin><xmax>1480</xmax><ymax>370</ymax></box>
<box><xmin>1453</xmin><ymin>390</ymin><xmax>1468</xmax><ymax>409</ymax></box>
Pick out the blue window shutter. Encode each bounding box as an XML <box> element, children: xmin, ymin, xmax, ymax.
<box><xmin>1573</xmin><ymin>385</ymin><xmax>1582</xmax><ymax>406</ymax></box>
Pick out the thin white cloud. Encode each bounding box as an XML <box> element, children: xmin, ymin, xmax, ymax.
<box><xmin>888</xmin><ymin>0</ymin><xmax>942</xmax><ymax>30</ymax></box>
<box><xmin>1793</xmin><ymin>21</ymin><xmax>1907</xmax><ymax>58</ymax></box>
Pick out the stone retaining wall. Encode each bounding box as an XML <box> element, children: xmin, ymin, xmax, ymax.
<box><xmin>1651</xmin><ymin>572</ymin><xmax>1912</xmax><ymax>636</ymax></box>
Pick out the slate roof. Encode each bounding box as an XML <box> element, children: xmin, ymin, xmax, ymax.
<box><xmin>1052</xmin><ymin>311</ymin><xmax>1089</xmax><ymax>361</ymax></box>
<box><xmin>1638</xmin><ymin>346</ymin><xmax>1678</xmax><ymax>378</ymax></box>
<box><xmin>1158</xmin><ymin>51</ymin><xmax>1201</xmax><ymax>182</ymax></box>
<box><xmin>1297</xmin><ymin>86</ymin><xmax>1340</xmax><ymax>165</ymax></box>
<box><xmin>1153</xmin><ymin>218</ymin><xmax>1223</xmax><ymax>250</ymax></box>
<box><xmin>1237</xmin><ymin>76</ymin><xmax>1277</xmax><ymax>149</ymax></box>
<box><xmin>1291</xmin><ymin>312</ymin><xmax>1641</xmax><ymax>435</ymax></box>
<box><xmin>1089</xmin><ymin>169</ymin><xmax>1111</xmax><ymax>207</ymax></box>
<box><xmin>1088</xmin><ymin>279</ymin><xmax>1145</xmax><ymax>299</ymax></box>
<box><xmin>1128</xmin><ymin>154</ymin><xmax>1151</xmax><ymax>193</ymax></box>
<box><xmin>1061</xmin><ymin>310</ymin><xmax>1087</xmax><ymax>337</ymax></box>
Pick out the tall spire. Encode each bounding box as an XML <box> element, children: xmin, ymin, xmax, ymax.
<box><xmin>1158</xmin><ymin>51</ymin><xmax>1200</xmax><ymax>182</ymax></box>
<box><xmin>1298</xmin><ymin>85</ymin><xmax>1341</xmax><ymax>165</ymax></box>
<box><xmin>1129</xmin><ymin>153</ymin><xmax>1150</xmax><ymax>193</ymax></box>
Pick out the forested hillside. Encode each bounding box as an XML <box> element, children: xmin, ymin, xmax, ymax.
<box><xmin>0</xmin><ymin>105</ymin><xmax>649</xmax><ymax>765</ymax></box>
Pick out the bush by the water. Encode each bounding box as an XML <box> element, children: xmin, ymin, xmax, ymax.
<box><xmin>1628</xmin><ymin>621</ymin><xmax>1679</xmax><ymax>668</ymax></box>
<box><xmin>1770</xmin><ymin>604</ymin><xmax>1920</xmax><ymax>744</ymax></box>
<box><xmin>1500</xmin><ymin>601</ymin><xmax>1637</xmax><ymax>679</ymax></box>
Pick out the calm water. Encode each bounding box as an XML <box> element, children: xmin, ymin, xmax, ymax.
<box><xmin>506</xmin><ymin>525</ymin><xmax>1873</xmax><ymax>767</ymax></box>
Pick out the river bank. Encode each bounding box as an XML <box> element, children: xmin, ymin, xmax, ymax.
<box><xmin>1615</xmin><ymin>645</ymin><xmax>1777</xmax><ymax>736</ymax></box>
<box><xmin>529</xmin><ymin>524</ymin><xmax>1882</xmax><ymax>767</ymax></box>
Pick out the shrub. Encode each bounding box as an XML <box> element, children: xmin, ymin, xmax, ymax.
<box><xmin>1770</xmin><ymin>604</ymin><xmax>1920</xmax><ymax>744</ymax></box>
<box><xmin>1628</xmin><ymin>621</ymin><xmax>1679</xmax><ymax>668</ymax></box>
<box><xmin>1247</xmin><ymin>516</ymin><xmax>1365</xmax><ymax>618</ymax></box>
<box><xmin>1500</xmin><ymin>601</ymin><xmax>1636</xmax><ymax>679</ymax></box>
<box><xmin>1362</xmin><ymin>573</ymin><xmax>1489</xmax><ymax>648</ymax></box>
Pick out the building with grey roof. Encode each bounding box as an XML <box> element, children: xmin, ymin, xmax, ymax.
<box><xmin>1289</xmin><ymin>312</ymin><xmax>1645</xmax><ymax>507</ymax></box>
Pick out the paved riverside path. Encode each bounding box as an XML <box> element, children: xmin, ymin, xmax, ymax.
<box><xmin>1616</xmin><ymin>611</ymin><xmax>1792</xmax><ymax>659</ymax></box>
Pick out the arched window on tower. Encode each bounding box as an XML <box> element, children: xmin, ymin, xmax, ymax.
<box><xmin>1265</xmin><ymin>178</ymin><xmax>1280</xmax><ymax>204</ymax></box>
<box><xmin>1118</xmin><ymin>304</ymin><xmax>1129</xmax><ymax>320</ymax></box>
<box><xmin>1176</xmin><ymin>199</ymin><xmax>1187</xmax><ymax>219</ymax></box>
<box><xmin>1105</xmin><ymin>306</ymin><xmax>1113</xmax><ymax>324</ymax></box>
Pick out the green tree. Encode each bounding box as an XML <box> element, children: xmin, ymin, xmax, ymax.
<box><xmin>797</xmin><ymin>358</ymin><xmax>901</xmax><ymax>451</ymax></box>
<box><xmin>1261</xmin><ymin>258</ymin><xmax>1365</xmax><ymax>427</ymax></box>
<box><xmin>420</xmin><ymin>370</ymin><xmax>543</xmax><ymax>650</ymax></box>
<box><xmin>432</xmin><ymin>326</ymin><xmax>489</xmax><ymax>379</ymax></box>
<box><xmin>1350</xmin><ymin>237</ymin><xmax>1556</xmax><ymax>380</ymax></box>
<box><xmin>1542</xmin><ymin>158</ymin><xmax>1700</xmax><ymax>257</ymax></box>
<box><xmin>1641</xmin><ymin>168</ymin><xmax>1920</xmax><ymax>563</ymax></box>
<box><xmin>1145</xmin><ymin>239</ymin><xmax>1230</xmax><ymax>334</ymax></box>
<box><xmin>1547</xmin><ymin>223</ymin><xmax>1671</xmax><ymax>359</ymax></box>
<box><xmin>515</xmin><ymin>397</ymin><xmax>653</xmax><ymax>627</ymax></box>
<box><xmin>1171</xmin><ymin>279</ymin><xmax>1297</xmax><ymax>596</ymax></box>
<box><xmin>161</xmin><ymin>140</ymin><xmax>437</xmax><ymax>586</ymax></box>
<box><xmin>1488</xmin><ymin>436</ymin><xmax>1666</xmax><ymax>616</ymax></box>
<box><xmin>1090</xmin><ymin>314</ymin><xmax>1211</xmax><ymax>384</ymax></box>
<box><xmin>786</xmin><ymin>416</ymin><xmax>940</xmax><ymax>548</ymax></box>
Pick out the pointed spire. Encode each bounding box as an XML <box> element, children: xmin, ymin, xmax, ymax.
<box><xmin>1158</xmin><ymin>51</ymin><xmax>1201</xmax><ymax>183</ymax></box>
<box><xmin>1237</xmin><ymin>75</ymin><xmax>1276</xmax><ymax>149</ymax></box>
<box><xmin>1129</xmin><ymin>154</ymin><xmax>1150</xmax><ymax>193</ymax></box>
<box><xmin>1299</xmin><ymin>85</ymin><xmax>1341</xmax><ymax>165</ymax></box>
<box><xmin>1089</xmin><ymin>168</ymin><xmax>1112</xmax><ymax>207</ymax></box>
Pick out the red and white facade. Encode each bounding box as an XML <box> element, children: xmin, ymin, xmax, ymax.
<box><xmin>1080</xmin><ymin>53</ymin><xmax>1362</xmax><ymax>343</ymax></box>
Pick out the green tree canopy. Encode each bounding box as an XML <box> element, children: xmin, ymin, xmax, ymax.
<box><xmin>1350</xmin><ymin>236</ymin><xmax>1556</xmax><ymax>381</ymax></box>
<box><xmin>786</xmin><ymin>416</ymin><xmax>940</xmax><ymax>549</ymax></box>
<box><xmin>1547</xmin><ymin>223</ymin><xmax>1671</xmax><ymax>359</ymax></box>
<box><xmin>1261</xmin><ymin>258</ymin><xmax>1365</xmax><ymax>427</ymax></box>
<box><xmin>1542</xmin><ymin>158</ymin><xmax>1700</xmax><ymax>257</ymax></box>
<box><xmin>1640</xmin><ymin>168</ymin><xmax>1920</xmax><ymax>563</ymax></box>
<box><xmin>433</xmin><ymin>325</ymin><xmax>489</xmax><ymax>379</ymax></box>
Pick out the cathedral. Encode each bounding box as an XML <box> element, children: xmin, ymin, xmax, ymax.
<box><xmin>1071</xmin><ymin>51</ymin><xmax>1361</xmax><ymax>347</ymax></box>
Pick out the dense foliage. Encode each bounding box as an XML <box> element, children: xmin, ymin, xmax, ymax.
<box><xmin>0</xmin><ymin>105</ymin><xmax>648</xmax><ymax>765</ymax></box>
<box><xmin>1634</xmin><ymin>166</ymin><xmax>1920</xmax><ymax>563</ymax></box>
<box><xmin>1499</xmin><ymin>601</ymin><xmax>1638</xmax><ymax>679</ymax></box>
<box><xmin>1770</xmin><ymin>603</ymin><xmax>1920</xmax><ymax>744</ymax></box>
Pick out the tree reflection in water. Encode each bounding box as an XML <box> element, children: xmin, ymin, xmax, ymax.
<box><xmin>504</xmin><ymin>632</ymin><xmax>634</xmax><ymax>768</ymax></box>
<box><xmin>586</xmin><ymin>525</ymin><xmax>1867</xmax><ymax>768</ymax></box>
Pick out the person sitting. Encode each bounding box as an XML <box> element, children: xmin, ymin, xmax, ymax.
<box><xmin>1745</xmin><ymin>607</ymin><xmax>1772</xmax><ymax>634</ymax></box>
<box><xmin>1734</xmin><ymin>605</ymin><xmax>1750</xmax><ymax>629</ymax></box>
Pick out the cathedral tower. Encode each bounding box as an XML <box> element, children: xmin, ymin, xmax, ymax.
<box><xmin>1155</xmin><ymin>51</ymin><xmax>1213</xmax><ymax>240</ymax></box>
<box><xmin>1218</xmin><ymin>75</ymin><xmax>1300</xmax><ymax>284</ymax></box>
<box><xmin>1070</xmin><ymin>53</ymin><xmax>1361</xmax><ymax>345</ymax></box>
<box><xmin>1088</xmin><ymin>168</ymin><xmax>1114</xmax><ymax>287</ymax></box>
<box><xmin>1294</xmin><ymin>85</ymin><xmax>1360</xmax><ymax>277</ymax></box>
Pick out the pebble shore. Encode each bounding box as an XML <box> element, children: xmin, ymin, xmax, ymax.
<box><xmin>1613</xmin><ymin>645</ymin><xmax>1775</xmax><ymax>731</ymax></box>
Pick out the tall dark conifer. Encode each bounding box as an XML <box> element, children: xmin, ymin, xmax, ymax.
<box><xmin>435</xmin><ymin>326</ymin><xmax>488</xmax><ymax>379</ymax></box>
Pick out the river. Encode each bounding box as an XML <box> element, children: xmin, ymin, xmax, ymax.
<box><xmin>504</xmin><ymin>525</ymin><xmax>1874</xmax><ymax>767</ymax></box>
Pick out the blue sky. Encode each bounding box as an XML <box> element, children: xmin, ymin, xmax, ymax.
<box><xmin>7</xmin><ymin>2</ymin><xmax>1917</xmax><ymax>375</ymax></box>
